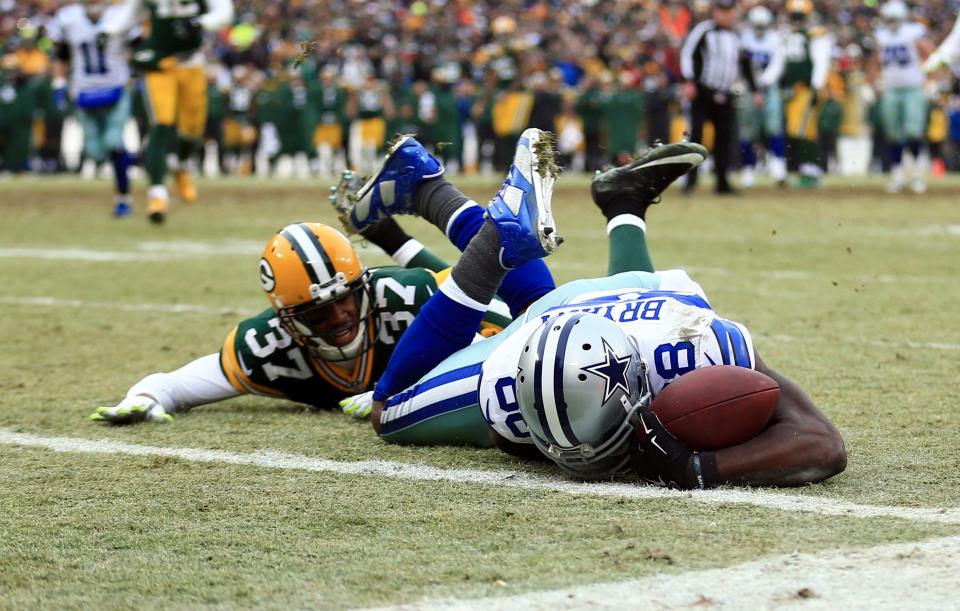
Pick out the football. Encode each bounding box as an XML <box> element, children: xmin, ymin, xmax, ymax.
<box><xmin>649</xmin><ymin>366</ymin><xmax>780</xmax><ymax>451</ymax></box>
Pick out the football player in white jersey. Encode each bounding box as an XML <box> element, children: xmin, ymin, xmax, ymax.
<box><xmin>869</xmin><ymin>1</ymin><xmax>934</xmax><ymax>194</ymax></box>
<box><xmin>51</xmin><ymin>0</ymin><xmax>138</xmax><ymax>216</ymax></box>
<box><xmin>739</xmin><ymin>5</ymin><xmax>787</xmax><ymax>187</ymax></box>
<box><xmin>337</xmin><ymin>130</ymin><xmax>846</xmax><ymax>489</ymax></box>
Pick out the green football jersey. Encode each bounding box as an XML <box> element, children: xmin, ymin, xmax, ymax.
<box><xmin>218</xmin><ymin>266</ymin><xmax>508</xmax><ymax>409</ymax></box>
<box><xmin>781</xmin><ymin>28</ymin><xmax>824</xmax><ymax>89</ymax></box>
<box><xmin>309</xmin><ymin>82</ymin><xmax>347</xmax><ymax>125</ymax></box>
<box><xmin>144</xmin><ymin>0</ymin><xmax>209</xmax><ymax>58</ymax></box>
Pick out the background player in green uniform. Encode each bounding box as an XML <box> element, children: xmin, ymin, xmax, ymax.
<box><xmin>308</xmin><ymin>65</ymin><xmax>349</xmax><ymax>175</ymax></box>
<box><xmin>104</xmin><ymin>0</ymin><xmax>234</xmax><ymax>223</ymax></box>
<box><xmin>781</xmin><ymin>0</ymin><xmax>833</xmax><ymax>187</ymax></box>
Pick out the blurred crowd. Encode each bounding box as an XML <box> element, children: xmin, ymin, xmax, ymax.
<box><xmin>3</xmin><ymin>0</ymin><xmax>960</xmax><ymax>178</ymax></box>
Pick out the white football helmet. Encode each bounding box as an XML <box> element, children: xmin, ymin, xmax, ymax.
<box><xmin>748</xmin><ymin>5</ymin><xmax>774</xmax><ymax>30</ymax></box>
<box><xmin>881</xmin><ymin>1</ymin><xmax>909</xmax><ymax>24</ymax></box>
<box><xmin>515</xmin><ymin>313</ymin><xmax>652</xmax><ymax>480</ymax></box>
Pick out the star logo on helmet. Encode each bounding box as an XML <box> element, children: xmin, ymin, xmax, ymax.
<box><xmin>582</xmin><ymin>339</ymin><xmax>632</xmax><ymax>403</ymax></box>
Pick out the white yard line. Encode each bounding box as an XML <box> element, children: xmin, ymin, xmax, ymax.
<box><xmin>2</xmin><ymin>429</ymin><xmax>958</xmax><ymax>525</ymax></box>
<box><xmin>0</xmin><ymin>242</ymin><xmax>261</xmax><ymax>261</ymax></box>
<box><xmin>0</xmin><ymin>244</ymin><xmax>952</xmax><ymax>286</ymax></box>
<box><xmin>373</xmin><ymin>535</ymin><xmax>960</xmax><ymax>611</ymax></box>
<box><xmin>0</xmin><ymin>247</ymin><xmax>183</xmax><ymax>262</ymax></box>
<box><xmin>0</xmin><ymin>295</ymin><xmax>257</xmax><ymax>316</ymax></box>
<box><xmin>5</xmin><ymin>294</ymin><xmax>959</xmax><ymax>351</ymax></box>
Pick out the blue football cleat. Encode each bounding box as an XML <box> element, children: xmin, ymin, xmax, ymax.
<box><xmin>486</xmin><ymin>128</ymin><xmax>563</xmax><ymax>268</ymax></box>
<box><xmin>113</xmin><ymin>201</ymin><xmax>132</xmax><ymax>218</ymax></box>
<box><xmin>339</xmin><ymin>135</ymin><xmax>443</xmax><ymax>233</ymax></box>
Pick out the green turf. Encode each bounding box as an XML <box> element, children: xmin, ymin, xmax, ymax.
<box><xmin>1</xmin><ymin>175</ymin><xmax>959</xmax><ymax>607</ymax></box>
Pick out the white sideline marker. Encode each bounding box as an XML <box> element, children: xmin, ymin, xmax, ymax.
<box><xmin>1</xmin><ymin>429</ymin><xmax>959</xmax><ymax>526</ymax></box>
<box><xmin>372</xmin><ymin>535</ymin><xmax>960</xmax><ymax>610</ymax></box>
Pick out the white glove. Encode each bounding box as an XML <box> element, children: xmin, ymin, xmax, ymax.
<box><xmin>339</xmin><ymin>391</ymin><xmax>374</xmax><ymax>419</ymax></box>
<box><xmin>90</xmin><ymin>394</ymin><xmax>173</xmax><ymax>425</ymax></box>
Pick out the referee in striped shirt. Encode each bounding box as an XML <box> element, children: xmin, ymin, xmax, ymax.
<box><xmin>680</xmin><ymin>0</ymin><xmax>755</xmax><ymax>194</ymax></box>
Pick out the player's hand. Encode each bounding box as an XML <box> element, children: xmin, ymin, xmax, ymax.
<box><xmin>90</xmin><ymin>395</ymin><xmax>172</xmax><ymax>425</ymax></box>
<box><xmin>630</xmin><ymin>400</ymin><xmax>699</xmax><ymax>489</ymax></box>
<box><xmin>339</xmin><ymin>391</ymin><xmax>374</xmax><ymax>419</ymax></box>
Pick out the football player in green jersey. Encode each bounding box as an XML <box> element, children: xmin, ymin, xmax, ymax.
<box><xmin>91</xmin><ymin>217</ymin><xmax>512</xmax><ymax>424</ymax></box>
<box><xmin>103</xmin><ymin>0</ymin><xmax>234</xmax><ymax>223</ymax></box>
<box><xmin>780</xmin><ymin>0</ymin><xmax>833</xmax><ymax>188</ymax></box>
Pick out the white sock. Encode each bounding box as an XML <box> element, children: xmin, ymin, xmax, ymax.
<box><xmin>606</xmin><ymin>214</ymin><xmax>646</xmax><ymax>235</ymax></box>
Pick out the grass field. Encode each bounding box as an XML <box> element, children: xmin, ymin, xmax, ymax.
<box><xmin>1</xmin><ymin>173</ymin><xmax>959</xmax><ymax>608</ymax></box>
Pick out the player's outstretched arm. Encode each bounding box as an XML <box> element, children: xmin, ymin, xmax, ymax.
<box><xmin>91</xmin><ymin>354</ymin><xmax>241</xmax><ymax>425</ymax></box>
<box><xmin>713</xmin><ymin>353</ymin><xmax>847</xmax><ymax>487</ymax></box>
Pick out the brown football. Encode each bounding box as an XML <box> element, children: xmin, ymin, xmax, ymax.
<box><xmin>649</xmin><ymin>366</ymin><xmax>779</xmax><ymax>451</ymax></box>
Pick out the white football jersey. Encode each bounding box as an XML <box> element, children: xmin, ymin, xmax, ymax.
<box><xmin>479</xmin><ymin>280</ymin><xmax>756</xmax><ymax>444</ymax></box>
<box><xmin>741</xmin><ymin>28</ymin><xmax>785</xmax><ymax>87</ymax></box>
<box><xmin>53</xmin><ymin>4</ymin><xmax>132</xmax><ymax>99</ymax></box>
<box><xmin>876</xmin><ymin>23</ymin><xmax>926</xmax><ymax>89</ymax></box>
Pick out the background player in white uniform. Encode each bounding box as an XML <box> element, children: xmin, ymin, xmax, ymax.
<box><xmin>51</xmin><ymin>1</ymin><xmax>137</xmax><ymax>217</ymax></box>
<box><xmin>338</xmin><ymin>130</ymin><xmax>845</xmax><ymax>490</ymax></box>
<box><xmin>869</xmin><ymin>1</ymin><xmax>934</xmax><ymax>194</ymax></box>
<box><xmin>739</xmin><ymin>5</ymin><xmax>787</xmax><ymax>187</ymax></box>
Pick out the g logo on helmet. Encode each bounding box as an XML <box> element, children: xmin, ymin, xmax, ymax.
<box><xmin>259</xmin><ymin>258</ymin><xmax>276</xmax><ymax>291</ymax></box>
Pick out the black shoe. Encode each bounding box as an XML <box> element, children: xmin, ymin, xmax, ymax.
<box><xmin>715</xmin><ymin>184</ymin><xmax>739</xmax><ymax>196</ymax></box>
<box><xmin>591</xmin><ymin>142</ymin><xmax>708</xmax><ymax>216</ymax></box>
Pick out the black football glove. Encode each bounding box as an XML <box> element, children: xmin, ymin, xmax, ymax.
<box><xmin>630</xmin><ymin>401</ymin><xmax>718</xmax><ymax>490</ymax></box>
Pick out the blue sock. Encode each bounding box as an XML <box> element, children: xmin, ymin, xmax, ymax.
<box><xmin>739</xmin><ymin>140</ymin><xmax>756</xmax><ymax>167</ymax></box>
<box><xmin>447</xmin><ymin>204</ymin><xmax>555</xmax><ymax>316</ymax></box>
<box><xmin>373</xmin><ymin>289</ymin><xmax>483</xmax><ymax>401</ymax></box>
<box><xmin>890</xmin><ymin>144</ymin><xmax>905</xmax><ymax>166</ymax></box>
<box><xmin>110</xmin><ymin>149</ymin><xmax>130</xmax><ymax>197</ymax></box>
<box><xmin>769</xmin><ymin>135</ymin><xmax>786</xmax><ymax>158</ymax></box>
<box><xmin>907</xmin><ymin>140</ymin><xmax>922</xmax><ymax>158</ymax></box>
<box><xmin>500</xmin><ymin>260</ymin><xmax>555</xmax><ymax>318</ymax></box>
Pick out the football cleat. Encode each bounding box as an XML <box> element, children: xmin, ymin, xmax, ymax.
<box><xmin>329</xmin><ymin>169</ymin><xmax>367</xmax><ymax>233</ymax></box>
<box><xmin>174</xmin><ymin>170</ymin><xmax>198</xmax><ymax>204</ymax></box>
<box><xmin>339</xmin><ymin>135</ymin><xmax>444</xmax><ymax>234</ymax></box>
<box><xmin>146</xmin><ymin>196</ymin><xmax>168</xmax><ymax>224</ymax></box>
<box><xmin>486</xmin><ymin>128</ymin><xmax>563</xmax><ymax>269</ymax></box>
<box><xmin>113</xmin><ymin>200</ymin><xmax>132</xmax><ymax>218</ymax></box>
<box><xmin>590</xmin><ymin>141</ymin><xmax>708</xmax><ymax>217</ymax></box>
